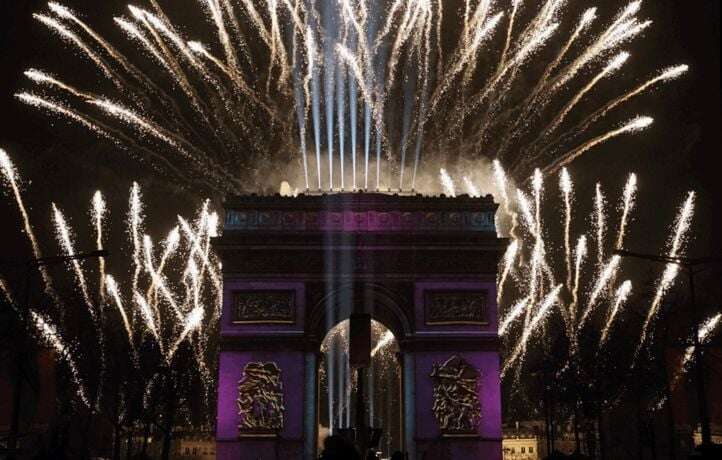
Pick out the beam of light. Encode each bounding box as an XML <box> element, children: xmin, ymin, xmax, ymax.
<box><xmin>30</xmin><ymin>311</ymin><xmax>90</xmax><ymax>407</ymax></box>
<box><xmin>307</xmin><ymin>27</ymin><xmax>322</xmax><ymax>190</ymax></box>
<box><xmin>599</xmin><ymin>280</ymin><xmax>632</xmax><ymax>346</ymax></box>
<box><xmin>638</xmin><ymin>191</ymin><xmax>696</xmax><ymax>350</ymax></box>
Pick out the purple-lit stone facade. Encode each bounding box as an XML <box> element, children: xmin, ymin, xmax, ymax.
<box><xmin>413</xmin><ymin>282</ymin><xmax>502</xmax><ymax>459</ymax></box>
<box><xmin>214</xmin><ymin>193</ymin><xmax>505</xmax><ymax>459</ymax></box>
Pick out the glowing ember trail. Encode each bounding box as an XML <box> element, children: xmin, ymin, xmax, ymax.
<box><xmin>1</xmin><ymin>149</ymin><xmax>221</xmax><ymax>410</ymax></box>
<box><xmin>31</xmin><ymin>311</ymin><xmax>90</xmax><ymax>407</ymax></box>
<box><xmin>599</xmin><ymin>280</ymin><xmax>633</xmax><ymax>346</ymax></box>
<box><xmin>638</xmin><ymin>191</ymin><xmax>696</xmax><ymax>351</ymax></box>
<box><xmin>16</xmin><ymin>1</ymin><xmax>685</xmax><ymax>193</ymax></box>
<box><xmin>0</xmin><ymin>148</ymin><xmax>58</xmax><ymax>299</ymax></box>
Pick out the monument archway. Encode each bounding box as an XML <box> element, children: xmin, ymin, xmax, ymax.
<box><xmin>214</xmin><ymin>193</ymin><xmax>505</xmax><ymax>459</ymax></box>
<box><xmin>317</xmin><ymin>317</ymin><xmax>402</xmax><ymax>457</ymax></box>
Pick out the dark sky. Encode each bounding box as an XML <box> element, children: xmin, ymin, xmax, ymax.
<box><xmin>0</xmin><ymin>0</ymin><xmax>720</xmax><ymax>269</ymax></box>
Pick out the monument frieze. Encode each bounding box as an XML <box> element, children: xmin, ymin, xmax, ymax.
<box><xmin>232</xmin><ymin>290</ymin><xmax>295</xmax><ymax>324</ymax></box>
<box><xmin>425</xmin><ymin>290</ymin><xmax>488</xmax><ymax>325</ymax></box>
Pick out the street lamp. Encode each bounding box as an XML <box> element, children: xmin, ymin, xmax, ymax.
<box><xmin>1</xmin><ymin>249</ymin><xmax>108</xmax><ymax>453</ymax></box>
<box><xmin>612</xmin><ymin>249</ymin><xmax>722</xmax><ymax>448</ymax></box>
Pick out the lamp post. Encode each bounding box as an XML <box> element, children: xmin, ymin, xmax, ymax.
<box><xmin>612</xmin><ymin>249</ymin><xmax>722</xmax><ymax>448</ymax></box>
<box><xmin>2</xmin><ymin>249</ymin><xmax>108</xmax><ymax>453</ymax></box>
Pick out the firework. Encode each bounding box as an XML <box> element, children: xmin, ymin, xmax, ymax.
<box><xmin>616</xmin><ymin>173</ymin><xmax>638</xmax><ymax>249</ymax></box>
<box><xmin>31</xmin><ymin>311</ymin><xmax>90</xmax><ymax>407</ymax></box>
<box><xmin>0</xmin><ymin>149</ymin><xmax>59</xmax><ymax>301</ymax></box>
<box><xmin>439</xmin><ymin>168</ymin><xmax>456</xmax><ymax>196</ymax></box>
<box><xmin>560</xmin><ymin>168</ymin><xmax>573</xmax><ymax>289</ymax></box>
<box><xmin>486</xmin><ymin>163</ymin><xmax>697</xmax><ymax>377</ymax></box>
<box><xmin>672</xmin><ymin>313</ymin><xmax>722</xmax><ymax>388</ymax></box>
<box><xmin>599</xmin><ymin>280</ymin><xmax>632</xmax><ymax>346</ymax></box>
<box><xmin>637</xmin><ymin>191</ymin><xmax>696</xmax><ymax>351</ymax></box>
<box><xmin>0</xmin><ymin>149</ymin><xmax>220</xmax><ymax>414</ymax></box>
<box><xmin>17</xmin><ymin>1</ymin><xmax>685</xmax><ymax>194</ymax></box>
<box><xmin>502</xmin><ymin>285</ymin><xmax>562</xmax><ymax>377</ymax></box>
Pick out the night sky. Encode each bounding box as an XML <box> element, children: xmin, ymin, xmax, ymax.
<box><xmin>0</xmin><ymin>1</ymin><xmax>719</xmax><ymax>274</ymax></box>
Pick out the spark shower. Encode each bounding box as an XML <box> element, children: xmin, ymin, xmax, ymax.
<box><xmin>18</xmin><ymin>0</ymin><xmax>687</xmax><ymax>194</ymax></box>
<box><xmin>3</xmin><ymin>0</ymin><xmax>716</xmax><ymax>436</ymax></box>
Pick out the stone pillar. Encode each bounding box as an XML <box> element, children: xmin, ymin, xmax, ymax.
<box><xmin>215</xmin><ymin>281</ymin><xmax>308</xmax><ymax>460</ymax></box>
<box><xmin>304</xmin><ymin>352</ymin><xmax>318</xmax><ymax>460</ymax></box>
<box><xmin>410</xmin><ymin>281</ymin><xmax>503</xmax><ymax>460</ymax></box>
<box><xmin>403</xmin><ymin>351</ymin><xmax>417</xmax><ymax>458</ymax></box>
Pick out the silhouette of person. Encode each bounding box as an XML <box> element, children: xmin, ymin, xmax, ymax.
<box><xmin>319</xmin><ymin>435</ymin><xmax>361</xmax><ymax>460</ymax></box>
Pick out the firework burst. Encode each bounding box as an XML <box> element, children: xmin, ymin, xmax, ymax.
<box><xmin>17</xmin><ymin>1</ymin><xmax>685</xmax><ymax>194</ymax></box>
<box><xmin>0</xmin><ymin>149</ymin><xmax>220</xmax><ymax>418</ymax></box>
<box><xmin>485</xmin><ymin>163</ymin><xmax>696</xmax><ymax>378</ymax></box>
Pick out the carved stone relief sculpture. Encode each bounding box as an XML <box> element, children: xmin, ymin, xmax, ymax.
<box><xmin>237</xmin><ymin>362</ymin><xmax>285</xmax><ymax>433</ymax></box>
<box><xmin>430</xmin><ymin>355</ymin><xmax>482</xmax><ymax>433</ymax></box>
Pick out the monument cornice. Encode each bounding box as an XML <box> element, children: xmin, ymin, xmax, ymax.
<box><xmin>224</xmin><ymin>192</ymin><xmax>498</xmax><ymax>212</ymax></box>
<box><xmin>221</xmin><ymin>192</ymin><xmax>500</xmax><ymax>234</ymax></box>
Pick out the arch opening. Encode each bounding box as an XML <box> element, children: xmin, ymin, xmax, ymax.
<box><xmin>317</xmin><ymin>319</ymin><xmax>402</xmax><ymax>457</ymax></box>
